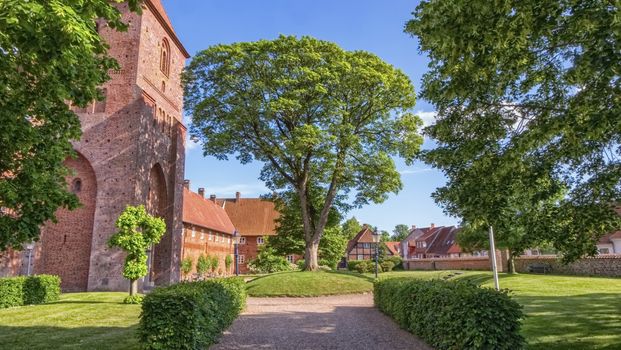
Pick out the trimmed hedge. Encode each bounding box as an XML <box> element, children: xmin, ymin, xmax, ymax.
<box><xmin>0</xmin><ymin>275</ymin><xmax>61</xmax><ymax>308</ymax></box>
<box><xmin>374</xmin><ymin>279</ymin><xmax>525</xmax><ymax>349</ymax></box>
<box><xmin>139</xmin><ymin>277</ymin><xmax>246</xmax><ymax>349</ymax></box>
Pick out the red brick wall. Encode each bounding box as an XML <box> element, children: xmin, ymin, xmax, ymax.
<box><xmin>237</xmin><ymin>236</ymin><xmax>265</xmax><ymax>273</ymax></box>
<box><xmin>404</xmin><ymin>257</ymin><xmax>494</xmax><ymax>271</ymax></box>
<box><xmin>34</xmin><ymin>153</ymin><xmax>97</xmax><ymax>292</ymax></box>
<box><xmin>515</xmin><ymin>255</ymin><xmax>621</xmax><ymax>277</ymax></box>
<box><xmin>181</xmin><ymin>224</ymin><xmax>235</xmax><ymax>278</ymax></box>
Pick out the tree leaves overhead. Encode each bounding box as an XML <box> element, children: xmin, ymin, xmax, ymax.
<box><xmin>407</xmin><ymin>0</ymin><xmax>621</xmax><ymax>261</ymax></box>
<box><xmin>184</xmin><ymin>35</ymin><xmax>423</xmax><ymax>269</ymax></box>
<box><xmin>0</xmin><ymin>0</ymin><xmax>141</xmax><ymax>250</ymax></box>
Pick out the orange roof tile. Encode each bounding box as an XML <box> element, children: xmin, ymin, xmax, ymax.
<box><xmin>183</xmin><ymin>188</ymin><xmax>235</xmax><ymax>234</ymax></box>
<box><xmin>347</xmin><ymin>226</ymin><xmax>377</xmax><ymax>253</ymax></box>
<box><xmin>384</xmin><ymin>241</ymin><xmax>401</xmax><ymax>256</ymax></box>
<box><xmin>216</xmin><ymin>197</ymin><xmax>279</xmax><ymax>236</ymax></box>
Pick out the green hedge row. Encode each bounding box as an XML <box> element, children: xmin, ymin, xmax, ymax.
<box><xmin>0</xmin><ymin>275</ymin><xmax>61</xmax><ymax>308</ymax></box>
<box><xmin>374</xmin><ymin>279</ymin><xmax>525</xmax><ymax>349</ymax></box>
<box><xmin>139</xmin><ymin>277</ymin><xmax>247</xmax><ymax>349</ymax></box>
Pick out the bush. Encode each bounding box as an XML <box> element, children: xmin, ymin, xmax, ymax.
<box><xmin>123</xmin><ymin>295</ymin><xmax>143</xmax><ymax>304</ymax></box>
<box><xmin>380</xmin><ymin>261</ymin><xmax>395</xmax><ymax>272</ymax></box>
<box><xmin>139</xmin><ymin>278</ymin><xmax>246</xmax><ymax>350</ymax></box>
<box><xmin>23</xmin><ymin>275</ymin><xmax>61</xmax><ymax>304</ymax></box>
<box><xmin>0</xmin><ymin>276</ymin><xmax>26</xmax><ymax>308</ymax></box>
<box><xmin>196</xmin><ymin>255</ymin><xmax>210</xmax><ymax>277</ymax></box>
<box><xmin>346</xmin><ymin>260</ymin><xmax>363</xmax><ymax>271</ymax></box>
<box><xmin>296</xmin><ymin>259</ymin><xmax>305</xmax><ymax>270</ymax></box>
<box><xmin>355</xmin><ymin>261</ymin><xmax>372</xmax><ymax>273</ymax></box>
<box><xmin>248</xmin><ymin>245</ymin><xmax>292</xmax><ymax>273</ymax></box>
<box><xmin>0</xmin><ymin>275</ymin><xmax>61</xmax><ymax>308</ymax></box>
<box><xmin>180</xmin><ymin>257</ymin><xmax>193</xmax><ymax>279</ymax></box>
<box><xmin>383</xmin><ymin>256</ymin><xmax>403</xmax><ymax>269</ymax></box>
<box><xmin>374</xmin><ymin>279</ymin><xmax>525</xmax><ymax>349</ymax></box>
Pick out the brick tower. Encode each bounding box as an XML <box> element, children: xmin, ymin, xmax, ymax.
<box><xmin>8</xmin><ymin>1</ymin><xmax>190</xmax><ymax>292</ymax></box>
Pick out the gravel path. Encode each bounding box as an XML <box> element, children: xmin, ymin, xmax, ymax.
<box><xmin>212</xmin><ymin>293</ymin><xmax>431</xmax><ymax>350</ymax></box>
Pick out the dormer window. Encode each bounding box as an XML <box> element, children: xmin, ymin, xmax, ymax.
<box><xmin>160</xmin><ymin>38</ymin><xmax>170</xmax><ymax>76</ymax></box>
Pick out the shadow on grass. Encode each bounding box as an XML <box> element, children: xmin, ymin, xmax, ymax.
<box><xmin>0</xmin><ymin>325</ymin><xmax>140</xmax><ymax>350</ymax></box>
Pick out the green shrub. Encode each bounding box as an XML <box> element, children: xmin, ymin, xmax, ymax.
<box><xmin>180</xmin><ymin>257</ymin><xmax>192</xmax><ymax>278</ymax></box>
<box><xmin>347</xmin><ymin>260</ymin><xmax>363</xmax><ymax>271</ymax></box>
<box><xmin>248</xmin><ymin>245</ymin><xmax>292</xmax><ymax>273</ymax></box>
<box><xmin>0</xmin><ymin>276</ymin><xmax>26</xmax><ymax>308</ymax></box>
<box><xmin>296</xmin><ymin>259</ymin><xmax>305</xmax><ymax>270</ymax></box>
<box><xmin>383</xmin><ymin>256</ymin><xmax>403</xmax><ymax>269</ymax></box>
<box><xmin>374</xmin><ymin>279</ymin><xmax>525</xmax><ymax>349</ymax></box>
<box><xmin>23</xmin><ymin>275</ymin><xmax>61</xmax><ymax>304</ymax></box>
<box><xmin>380</xmin><ymin>261</ymin><xmax>395</xmax><ymax>272</ymax></box>
<box><xmin>123</xmin><ymin>295</ymin><xmax>143</xmax><ymax>304</ymax></box>
<box><xmin>139</xmin><ymin>278</ymin><xmax>246</xmax><ymax>349</ymax></box>
<box><xmin>196</xmin><ymin>254</ymin><xmax>210</xmax><ymax>277</ymax></box>
<box><xmin>225</xmin><ymin>255</ymin><xmax>233</xmax><ymax>272</ymax></box>
<box><xmin>355</xmin><ymin>261</ymin><xmax>371</xmax><ymax>273</ymax></box>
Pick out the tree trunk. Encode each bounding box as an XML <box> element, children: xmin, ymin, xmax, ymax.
<box><xmin>129</xmin><ymin>279</ymin><xmax>138</xmax><ymax>296</ymax></box>
<box><xmin>304</xmin><ymin>241</ymin><xmax>320</xmax><ymax>271</ymax></box>
<box><xmin>508</xmin><ymin>252</ymin><xmax>517</xmax><ymax>274</ymax></box>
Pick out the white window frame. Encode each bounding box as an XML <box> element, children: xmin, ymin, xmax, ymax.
<box><xmin>238</xmin><ymin>255</ymin><xmax>245</xmax><ymax>264</ymax></box>
<box><xmin>286</xmin><ymin>255</ymin><xmax>294</xmax><ymax>263</ymax></box>
<box><xmin>257</xmin><ymin>237</ymin><xmax>265</xmax><ymax>245</ymax></box>
<box><xmin>239</xmin><ymin>237</ymin><xmax>246</xmax><ymax>245</ymax></box>
<box><xmin>191</xmin><ymin>228</ymin><xmax>195</xmax><ymax>238</ymax></box>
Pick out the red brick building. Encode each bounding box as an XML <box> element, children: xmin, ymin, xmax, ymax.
<box><xmin>216</xmin><ymin>193</ymin><xmax>280</xmax><ymax>273</ymax></box>
<box><xmin>181</xmin><ymin>184</ymin><xmax>235</xmax><ymax>278</ymax></box>
<box><xmin>346</xmin><ymin>226</ymin><xmax>378</xmax><ymax>261</ymax></box>
<box><xmin>0</xmin><ymin>1</ymin><xmax>189</xmax><ymax>292</ymax></box>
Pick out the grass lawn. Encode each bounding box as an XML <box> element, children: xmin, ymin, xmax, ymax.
<box><xmin>246</xmin><ymin>271</ymin><xmax>375</xmax><ymax>296</ymax></box>
<box><xmin>0</xmin><ymin>292</ymin><xmax>140</xmax><ymax>350</ymax></box>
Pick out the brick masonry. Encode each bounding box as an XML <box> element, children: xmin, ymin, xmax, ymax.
<box><xmin>0</xmin><ymin>2</ymin><xmax>188</xmax><ymax>292</ymax></box>
<box><xmin>514</xmin><ymin>255</ymin><xmax>621</xmax><ymax>277</ymax></box>
<box><xmin>181</xmin><ymin>224</ymin><xmax>235</xmax><ymax>278</ymax></box>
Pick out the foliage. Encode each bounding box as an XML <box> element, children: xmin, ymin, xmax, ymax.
<box><xmin>391</xmin><ymin>224</ymin><xmax>410</xmax><ymax>241</ymax></box>
<box><xmin>0</xmin><ymin>276</ymin><xmax>25</xmax><ymax>308</ymax></box>
<box><xmin>383</xmin><ymin>256</ymin><xmax>403</xmax><ymax>270</ymax></box>
<box><xmin>139</xmin><ymin>278</ymin><xmax>246</xmax><ymax>350</ymax></box>
<box><xmin>210</xmin><ymin>255</ymin><xmax>219</xmax><ymax>273</ymax></box>
<box><xmin>246</xmin><ymin>271</ymin><xmax>373</xmax><ymax>297</ymax></box>
<box><xmin>406</xmin><ymin>0</ymin><xmax>621</xmax><ymax>262</ymax></box>
<box><xmin>375</xmin><ymin>278</ymin><xmax>525</xmax><ymax>349</ymax></box>
<box><xmin>248</xmin><ymin>244</ymin><xmax>293</xmax><ymax>274</ymax></box>
<box><xmin>196</xmin><ymin>254</ymin><xmax>210</xmax><ymax>277</ymax></box>
<box><xmin>107</xmin><ymin>205</ymin><xmax>166</xmax><ymax>295</ymax></box>
<box><xmin>0</xmin><ymin>0</ymin><xmax>142</xmax><ymax>250</ymax></box>
<box><xmin>296</xmin><ymin>259</ymin><xmax>305</xmax><ymax>270</ymax></box>
<box><xmin>0</xmin><ymin>275</ymin><xmax>60</xmax><ymax>308</ymax></box>
<box><xmin>342</xmin><ymin>217</ymin><xmax>362</xmax><ymax>240</ymax></box>
<box><xmin>123</xmin><ymin>295</ymin><xmax>143</xmax><ymax>304</ymax></box>
<box><xmin>23</xmin><ymin>275</ymin><xmax>61</xmax><ymax>305</ymax></box>
<box><xmin>184</xmin><ymin>35</ymin><xmax>422</xmax><ymax>270</ymax></box>
<box><xmin>380</xmin><ymin>261</ymin><xmax>395</xmax><ymax>272</ymax></box>
<box><xmin>225</xmin><ymin>255</ymin><xmax>233</xmax><ymax>272</ymax></box>
<box><xmin>355</xmin><ymin>261</ymin><xmax>372</xmax><ymax>274</ymax></box>
<box><xmin>180</xmin><ymin>257</ymin><xmax>193</xmax><ymax>278</ymax></box>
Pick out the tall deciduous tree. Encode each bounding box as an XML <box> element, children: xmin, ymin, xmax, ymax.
<box><xmin>184</xmin><ymin>35</ymin><xmax>423</xmax><ymax>270</ymax></box>
<box><xmin>392</xmin><ymin>224</ymin><xmax>410</xmax><ymax>241</ymax></box>
<box><xmin>342</xmin><ymin>217</ymin><xmax>363</xmax><ymax>240</ymax></box>
<box><xmin>108</xmin><ymin>205</ymin><xmax>165</xmax><ymax>302</ymax></box>
<box><xmin>0</xmin><ymin>0</ymin><xmax>141</xmax><ymax>250</ymax></box>
<box><xmin>407</xmin><ymin>0</ymin><xmax>621</xmax><ymax>261</ymax></box>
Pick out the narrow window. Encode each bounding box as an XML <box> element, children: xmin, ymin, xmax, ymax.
<box><xmin>72</xmin><ymin>178</ymin><xmax>82</xmax><ymax>193</ymax></box>
<box><xmin>160</xmin><ymin>39</ymin><xmax>170</xmax><ymax>76</ymax></box>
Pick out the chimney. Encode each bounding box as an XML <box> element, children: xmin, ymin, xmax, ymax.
<box><xmin>430</xmin><ymin>223</ymin><xmax>435</xmax><ymax>229</ymax></box>
<box><xmin>209</xmin><ymin>194</ymin><xmax>216</xmax><ymax>203</ymax></box>
<box><xmin>183</xmin><ymin>179</ymin><xmax>190</xmax><ymax>190</ymax></box>
<box><xmin>235</xmin><ymin>191</ymin><xmax>241</xmax><ymax>201</ymax></box>
<box><xmin>198</xmin><ymin>188</ymin><xmax>205</xmax><ymax>198</ymax></box>
<box><xmin>411</xmin><ymin>225</ymin><xmax>417</xmax><ymax>230</ymax></box>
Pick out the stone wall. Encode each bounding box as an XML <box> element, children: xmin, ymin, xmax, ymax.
<box><xmin>404</xmin><ymin>257</ymin><xmax>493</xmax><ymax>271</ymax></box>
<box><xmin>514</xmin><ymin>255</ymin><xmax>621</xmax><ymax>277</ymax></box>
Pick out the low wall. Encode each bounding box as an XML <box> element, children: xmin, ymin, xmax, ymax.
<box><xmin>515</xmin><ymin>255</ymin><xmax>621</xmax><ymax>277</ymax></box>
<box><xmin>405</xmin><ymin>254</ymin><xmax>621</xmax><ymax>277</ymax></box>
<box><xmin>404</xmin><ymin>257</ymin><xmax>493</xmax><ymax>271</ymax></box>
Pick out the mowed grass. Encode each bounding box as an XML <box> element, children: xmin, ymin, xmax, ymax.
<box><xmin>0</xmin><ymin>292</ymin><xmax>141</xmax><ymax>350</ymax></box>
<box><xmin>246</xmin><ymin>271</ymin><xmax>375</xmax><ymax>296</ymax></box>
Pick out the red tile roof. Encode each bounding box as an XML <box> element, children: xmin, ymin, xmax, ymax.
<box><xmin>216</xmin><ymin>197</ymin><xmax>279</xmax><ymax>236</ymax></box>
<box><xmin>347</xmin><ymin>226</ymin><xmax>376</xmax><ymax>253</ymax></box>
<box><xmin>384</xmin><ymin>241</ymin><xmax>400</xmax><ymax>256</ymax></box>
<box><xmin>183</xmin><ymin>188</ymin><xmax>235</xmax><ymax>234</ymax></box>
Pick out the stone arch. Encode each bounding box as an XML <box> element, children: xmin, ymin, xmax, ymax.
<box><xmin>147</xmin><ymin>163</ymin><xmax>169</xmax><ymax>285</ymax></box>
<box><xmin>38</xmin><ymin>152</ymin><xmax>96</xmax><ymax>292</ymax></box>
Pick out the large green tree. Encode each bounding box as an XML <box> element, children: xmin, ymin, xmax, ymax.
<box><xmin>184</xmin><ymin>35</ymin><xmax>423</xmax><ymax>270</ymax></box>
<box><xmin>391</xmin><ymin>224</ymin><xmax>410</xmax><ymax>241</ymax></box>
<box><xmin>407</xmin><ymin>0</ymin><xmax>621</xmax><ymax>261</ymax></box>
<box><xmin>0</xmin><ymin>0</ymin><xmax>141</xmax><ymax>250</ymax></box>
<box><xmin>342</xmin><ymin>217</ymin><xmax>362</xmax><ymax>240</ymax></box>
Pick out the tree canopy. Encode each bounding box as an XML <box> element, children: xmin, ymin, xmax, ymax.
<box><xmin>407</xmin><ymin>0</ymin><xmax>621</xmax><ymax>261</ymax></box>
<box><xmin>391</xmin><ymin>224</ymin><xmax>410</xmax><ymax>241</ymax></box>
<box><xmin>184</xmin><ymin>35</ymin><xmax>423</xmax><ymax>270</ymax></box>
<box><xmin>0</xmin><ymin>0</ymin><xmax>141</xmax><ymax>250</ymax></box>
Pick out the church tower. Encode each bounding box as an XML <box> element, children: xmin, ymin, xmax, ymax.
<box><xmin>28</xmin><ymin>1</ymin><xmax>189</xmax><ymax>292</ymax></box>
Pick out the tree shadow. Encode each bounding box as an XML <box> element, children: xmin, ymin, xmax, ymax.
<box><xmin>0</xmin><ymin>326</ymin><xmax>140</xmax><ymax>350</ymax></box>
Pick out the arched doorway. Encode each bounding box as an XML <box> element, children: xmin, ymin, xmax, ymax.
<box><xmin>146</xmin><ymin>163</ymin><xmax>168</xmax><ymax>285</ymax></box>
<box><xmin>38</xmin><ymin>152</ymin><xmax>96</xmax><ymax>292</ymax></box>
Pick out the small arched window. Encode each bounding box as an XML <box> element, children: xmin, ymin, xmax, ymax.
<box><xmin>72</xmin><ymin>178</ymin><xmax>82</xmax><ymax>193</ymax></box>
<box><xmin>160</xmin><ymin>38</ymin><xmax>170</xmax><ymax>76</ymax></box>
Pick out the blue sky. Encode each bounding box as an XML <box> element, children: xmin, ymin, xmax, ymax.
<box><xmin>162</xmin><ymin>0</ymin><xmax>459</xmax><ymax>231</ymax></box>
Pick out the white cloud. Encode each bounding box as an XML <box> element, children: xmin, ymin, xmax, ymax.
<box><xmin>415</xmin><ymin>110</ymin><xmax>438</xmax><ymax>127</ymax></box>
<box><xmin>202</xmin><ymin>183</ymin><xmax>269</xmax><ymax>197</ymax></box>
<box><xmin>399</xmin><ymin>168</ymin><xmax>432</xmax><ymax>175</ymax></box>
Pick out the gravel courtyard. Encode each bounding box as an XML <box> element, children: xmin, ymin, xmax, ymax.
<box><xmin>212</xmin><ymin>293</ymin><xmax>431</xmax><ymax>350</ymax></box>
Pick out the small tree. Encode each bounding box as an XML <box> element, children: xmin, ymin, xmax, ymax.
<box><xmin>107</xmin><ymin>205</ymin><xmax>166</xmax><ymax>302</ymax></box>
<box><xmin>196</xmin><ymin>254</ymin><xmax>210</xmax><ymax>279</ymax></box>
<box><xmin>225</xmin><ymin>255</ymin><xmax>233</xmax><ymax>275</ymax></box>
<box><xmin>210</xmin><ymin>256</ymin><xmax>219</xmax><ymax>276</ymax></box>
<box><xmin>180</xmin><ymin>257</ymin><xmax>193</xmax><ymax>280</ymax></box>
<box><xmin>392</xmin><ymin>224</ymin><xmax>410</xmax><ymax>242</ymax></box>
